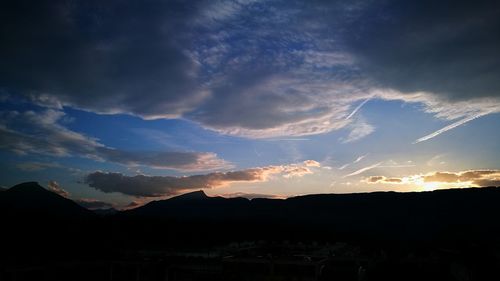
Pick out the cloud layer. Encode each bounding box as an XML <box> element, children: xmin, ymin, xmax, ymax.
<box><xmin>0</xmin><ymin>0</ymin><xmax>206</xmax><ymax>118</ymax></box>
<box><xmin>84</xmin><ymin>161</ymin><xmax>318</xmax><ymax>197</ymax></box>
<box><xmin>1</xmin><ymin>0</ymin><xmax>497</xmax><ymax>140</ymax></box>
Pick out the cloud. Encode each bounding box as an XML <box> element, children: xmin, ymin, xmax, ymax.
<box><xmin>339</xmin><ymin>153</ymin><xmax>368</xmax><ymax>170</ymax></box>
<box><xmin>0</xmin><ymin>0</ymin><xmax>206</xmax><ymax>119</ymax></box>
<box><xmin>189</xmin><ymin>75</ymin><xmax>357</xmax><ymax>138</ymax></box>
<box><xmin>364</xmin><ymin>176</ymin><xmax>403</xmax><ymax>184</ymax></box>
<box><xmin>303</xmin><ymin>160</ymin><xmax>321</xmax><ymax>167</ymax></box>
<box><xmin>354</xmin><ymin>154</ymin><xmax>368</xmax><ymax>164</ymax></box>
<box><xmin>187</xmin><ymin>0</ymin><xmax>500</xmax><ymax>138</ymax></box>
<box><xmin>339</xmin><ymin>0</ymin><xmax>500</xmax><ymax>102</ymax></box>
<box><xmin>46</xmin><ymin>180</ymin><xmax>114</xmax><ymax>209</ymax></box>
<box><xmin>218</xmin><ymin>192</ymin><xmax>283</xmax><ymax>200</ymax></box>
<box><xmin>84</xmin><ymin>161</ymin><xmax>316</xmax><ymax>197</ymax></box>
<box><xmin>423</xmin><ymin>170</ymin><xmax>500</xmax><ymax>186</ymax></box>
<box><xmin>125</xmin><ymin>201</ymin><xmax>144</xmax><ymax>209</ymax></box>
<box><xmin>47</xmin><ymin>180</ymin><xmax>70</xmax><ymax>198</ymax></box>
<box><xmin>75</xmin><ymin>198</ymin><xmax>114</xmax><ymax>210</ymax></box>
<box><xmin>414</xmin><ymin>112</ymin><xmax>491</xmax><ymax>143</ymax></box>
<box><xmin>0</xmin><ymin>109</ymin><xmax>229</xmax><ymax>171</ymax></box>
<box><xmin>343</xmin><ymin>159</ymin><xmax>414</xmax><ymax>178</ymax></box>
<box><xmin>0</xmin><ymin>0</ymin><xmax>376</xmax><ymax>139</ymax></box>
<box><xmin>364</xmin><ymin>170</ymin><xmax>500</xmax><ymax>187</ymax></box>
<box><xmin>338</xmin><ymin>164</ymin><xmax>350</xmax><ymax>171</ymax></box>
<box><xmin>345</xmin><ymin>99</ymin><xmax>370</xmax><ymax>120</ymax></box>
<box><xmin>95</xmin><ymin>148</ymin><xmax>230</xmax><ymax>171</ymax></box>
<box><xmin>17</xmin><ymin>162</ymin><xmax>62</xmax><ymax>171</ymax></box>
<box><xmin>343</xmin><ymin>162</ymin><xmax>382</xmax><ymax>178</ymax></box>
<box><xmin>340</xmin><ymin>117</ymin><xmax>375</xmax><ymax>143</ymax></box>
<box><xmin>0</xmin><ymin>0</ymin><xmax>498</xmax><ymax>141</ymax></box>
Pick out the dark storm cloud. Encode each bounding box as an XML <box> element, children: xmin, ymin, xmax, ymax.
<box><xmin>0</xmin><ymin>0</ymin><xmax>205</xmax><ymax>118</ymax></box>
<box><xmin>338</xmin><ymin>0</ymin><xmax>500</xmax><ymax>101</ymax></box>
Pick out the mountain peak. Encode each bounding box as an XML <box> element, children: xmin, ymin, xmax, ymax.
<box><xmin>0</xmin><ymin>181</ymin><xmax>94</xmax><ymax>218</ymax></box>
<box><xmin>172</xmin><ymin>190</ymin><xmax>208</xmax><ymax>200</ymax></box>
<box><xmin>8</xmin><ymin>181</ymin><xmax>47</xmax><ymax>193</ymax></box>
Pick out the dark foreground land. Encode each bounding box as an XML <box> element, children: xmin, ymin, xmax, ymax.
<box><xmin>1</xmin><ymin>182</ymin><xmax>500</xmax><ymax>281</ymax></box>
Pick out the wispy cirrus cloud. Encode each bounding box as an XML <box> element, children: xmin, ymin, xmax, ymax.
<box><xmin>345</xmin><ymin>99</ymin><xmax>370</xmax><ymax>120</ymax></box>
<box><xmin>338</xmin><ymin>154</ymin><xmax>368</xmax><ymax>170</ymax></box>
<box><xmin>340</xmin><ymin>117</ymin><xmax>375</xmax><ymax>143</ymax></box>
<box><xmin>414</xmin><ymin>111</ymin><xmax>491</xmax><ymax>143</ymax></box>
<box><xmin>16</xmin><ymin>162</ymin><xmax>62</xmax><ymax>171</ymax></box>
<box><xmin>84</xmin><ymin>160</ymin><xmax>317</xmax><ymax>197</ymax></box>
<box><xmin>342</xmin><ymin>159</ymin><xmax>415</xmax><ymax>178</ymax></box>
<box><xmin>343</xmin><ymin>162</ymin><xmax>382</xmax><ymax>178</ymax></box>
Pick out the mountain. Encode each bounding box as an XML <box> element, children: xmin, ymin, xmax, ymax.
<box><xmin>125</xmin><ymin>190</ymin><xmax>252</xmax><ymax>219</ymax></box>
<box><xmin>0</xmin><ymin>181</ymin><xmax>94</xmax><ymax>219</ymax></box>
<box><xmin>93</xmin><ymin>207</ymin><xmax>118</xmax><ymax>216</ymax></box>
<box><xmin>2</xmin><ymin>182</ymin><xmax>500</xmax><ymax>246</ymax></box>
<box><xmin>1</xmin><ymin>183</ymin><xmax>500</xmax><ymax>266</ymax></box>
<box><xmin>123</xmin><ymin>186</ymin><xmax>500</xmax><ymax>241</ymax></box>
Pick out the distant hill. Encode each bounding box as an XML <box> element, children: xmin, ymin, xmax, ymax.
<box><xmin>0</xmin><ymin>181</ymin><xmax>94</xmax><ymax>219</ymax></box>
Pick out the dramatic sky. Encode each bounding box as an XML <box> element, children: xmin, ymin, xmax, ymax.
<box><xmin>1</xmin><ymin>0</ymin><xmax>499</xmax><ymax>209</ymax></box>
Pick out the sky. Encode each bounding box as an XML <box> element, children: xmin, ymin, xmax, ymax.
<box><xmin>0</xmin><ymin>0</ymin><xmax>499</xmax><ymax>209</ymax></box>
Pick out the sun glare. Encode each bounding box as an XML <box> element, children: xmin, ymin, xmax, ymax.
<box><xmin>420</xmin><ymin>182</ymin><xmax>441</xmax><ymax>191</ymax></box>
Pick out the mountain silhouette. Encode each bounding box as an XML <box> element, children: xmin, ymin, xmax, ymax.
<box><xmin>2</xmin><ymin>182</ymin><xmax>500</xmax><ymax>272</ymax></box>
<box><xmin>0</xmin><ymin>181</ymin><xmax>94</xmax><ymax>219</ymax></box>
<box><xmin>125</xmin><ymin>189</ymin><xmax>251</xmax><ymax>219</ymax></box>
<box><xmin>2</xmin><ymin>183</ymin><xmax>500</xmax><ymax>246</ymax></box>
<box><xmin>122</xmin><ymin>186</ymin><xmax>500</xmax><ymax>241</ymax></box>
<box><xmin>171</xmin><ymin>189</ymin><xmax>209</xmax><ymax>200</ymax></box>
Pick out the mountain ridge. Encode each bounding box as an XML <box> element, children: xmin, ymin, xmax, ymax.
<box><xmin>1</xmin><ymin>182</ymin><xmax>500</xmax><ymax>251</ymax></box>
<box><xmin>0</xmin><ymin>181</ymin><xmax>94</xmax><ymax>219</ymax></box>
